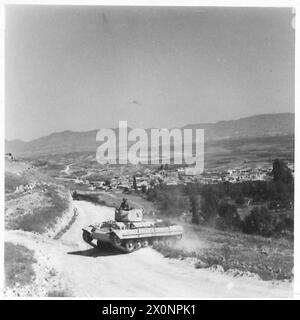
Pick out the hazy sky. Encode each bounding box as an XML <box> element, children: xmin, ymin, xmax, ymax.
<box><xmin>5</xmin><ymin>6</ymin><xmax>295</xmax><ymax>141</ymax></box>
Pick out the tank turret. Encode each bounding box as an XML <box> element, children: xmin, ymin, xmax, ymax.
<box><xmin>115</xmin><ymin>208</ymin><xmax>143</xmax><ymax>222</ymax></box>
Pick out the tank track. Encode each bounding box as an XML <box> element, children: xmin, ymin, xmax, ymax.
<box><xmin>82</xmin><ymin>230</ymin><xmax>182</xmax><ymax>253</ymax></box>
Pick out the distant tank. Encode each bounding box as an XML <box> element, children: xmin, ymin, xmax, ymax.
<box><xmin>82</xmin><ymin>199</ymin><xmax>183</xmax><ymax>253</ymax></box>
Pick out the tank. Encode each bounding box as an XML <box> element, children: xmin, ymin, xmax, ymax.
<box><xmin>82</xmin><ymin>206</ymin><xmax>183</xmax><ymax>253</ymax></box>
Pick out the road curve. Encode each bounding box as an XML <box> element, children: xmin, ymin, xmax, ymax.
<box><xmin>5</xmin><ymin>200</ymin><xmax>293</xmax><ymax>298</ymax></box>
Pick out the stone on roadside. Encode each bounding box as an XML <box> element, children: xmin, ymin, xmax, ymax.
<box><xmin>195</xmin><ymin>259</ymin><xmax>209</xmax><ymax>269</ymax></box>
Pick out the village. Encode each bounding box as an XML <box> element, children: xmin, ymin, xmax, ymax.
<box><xmin>8</xmin><ymin>146</ymin><xmax>294</xmax><ymax>197</ymax></box>
<box><xmin>70</xmin><ymin>163</ymin><xmax>290</xmax><ymax>193</ymax></box>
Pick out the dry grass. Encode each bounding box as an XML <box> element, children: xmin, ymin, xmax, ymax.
<box><xmin>6</xmin><ymin>184</ymin><xmax>70</xmax><ymax>234</ymax></box>
<box><xmin>5</xmin><ymin>172</ymin><xmax>29</xmax><ymax>194</ymax></box>
<box><xmin>5</xmin><ymin>159</ymin><xmax>71</xmax><ymax>234</ymax></box>
<box><xmin>53</xmin><ymin>208</ymin><xmax>79</xmax><ymax>240</ymax></box>
<box><xmin>10</xmin><ymin>186</ymin><xmax>69</xmax><ymax>234</ymax></box>
<box><xmin>155</xmin><ymin>224</ymin><xmax>293</xmax><ymax>281</ymax></box>
<box><xmin>46</xmin><ymin>289</ymin><xmax>72</xmax><ymax>297</ymax></box>
<box><xmin>4</xmin><ymin>242</ymin><xmax>37</xmax><ymax>288</ymax></box>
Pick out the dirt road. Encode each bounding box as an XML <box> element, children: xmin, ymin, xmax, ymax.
<box><xmin>61</xmin><ymin>163</ymin><xmax>73</xmax><ymax>175</ymax></box>
<box><xmin>5</xmin><ymin>200</ymin><xmax>293</xmax><ymax>298</ymax></box>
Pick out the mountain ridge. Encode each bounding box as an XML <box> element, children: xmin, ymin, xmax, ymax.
<box><xmin>6</xmin><ymin>113</ymin><xmax>294</xmax><ymax>157</ymax></box>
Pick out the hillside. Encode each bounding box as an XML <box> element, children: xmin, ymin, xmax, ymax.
<box><xmin>5</xmin><ymin>158</ymin><xmax>72</xmax><ymax>236</ymax></box>
<box><xmin>6</xmin><ymin>113</ymin><xmax>294</xmax><ymax>158</ymax></box>
<box><xmin>183</xmin><ymin>113</ymin><xmax>294</xmax><ymax>140</ymax></box>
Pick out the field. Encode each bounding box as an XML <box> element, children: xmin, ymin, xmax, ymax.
<box><xmin>204</xmin><ymin>135</ymin><xmax>294</xmax><ymax>171</ymax></box>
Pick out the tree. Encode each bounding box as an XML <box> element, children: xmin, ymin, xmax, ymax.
<box><xmin>235</xmin><ymin>196</ymin><xmax>245</xmax><ymax>205</ymax></box>
<box><xmin>243</xmin><ymin>206</ymin><xmax>275</xmax><ymax>236</ymax></box>
<box><xmin>133</xmin><ymin>175</ymin><xmax>137</xmax><ymax>190</ymax></box>
<box><xmin>190</xmin><ymin>194</ymin><xmax>201</xmax><ymax>224</ymax></box>
<box><xmin>230</xmin><ymin>189</ymin><xmax>244</xmax><ymax>202</ymax></box>
<box><xmin>217</xmin><ymin>202</ymin><xmax>241</xmax><ymax>230</ymax></box>
<box><xmin>272</xmin><ymin>159</ymin><xmax>293</xmax><ymax>184</ymax></box>
<box><xmin>222</xmin><ymin>181</ymin><xmax>231</xmax><ymax>195</ymax></box>
<box><xmin>200</xmin><ymin>186</ymin><xmax>218</xmax><ymax>224</ymax></box>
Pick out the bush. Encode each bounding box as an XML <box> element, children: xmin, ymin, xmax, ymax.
<box><xmin>190</xmin><ymin>194</ymin><xmax>201</xmax><ymax>224</ymax></box>
<box><xmin>216</xmin><ymin>203</ymin><xmax>242</xmax><ymax>231</ymax></box>
<box><xmin>235</xmin><ymin>197</ymin><xmax>245</xmax><ymax>205</ymax></box>
<box><xmin>273</xmin><ymin>211</ymin><xmax>294</xmax><ymax>233</ymax></box>
<box><xmin>272</xmin><ymin>159</ymin><xmax>293</xmax><ymax>184</ymax></box>
<box><xmin>200</xmin><ymin>186</ymin><xmax>218</xmax><ymax>224</ymax></box>
<box><xmin>243</xmin><ymin>206</ymin><xmax>275</xmax><ymax>236</ymax></box>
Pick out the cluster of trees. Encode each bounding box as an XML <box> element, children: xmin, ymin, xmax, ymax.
<box><xmin>243</xmin><ymin>206</ymin><xmax>293</xmax><ymax>237</ymax></box>
<box><xmin>146</xmin><ymin>159</ymin><xmax>294</xmax><ymax>237</ymax></box>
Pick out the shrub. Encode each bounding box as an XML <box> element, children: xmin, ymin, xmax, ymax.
<box><xmin>272</xmin><ymin>159</ymin><xmax>293</xmax><ymax>184</ymax></box>
<box><xmin>216</xmin><ymin>203</ymin><xmax>242</xmax><ymax>231</ymax></box>
<box><xmin>243</xmin><ymin>206</ymin><xmax>275</xmax><ymax>236</ymax></box>
<box><xmin>200</xmin><ymin>186</ymin><xmax>218</xmax><ymax>224</ymax></box>
<box><xmin>235</xmin><ymin>197</ymin><xmax>245</xmax><ymax>205</ymax></box>
<box><xmin>190</xmin><ymin>194</ymin><xmax>201</xmax><ymax>224</ymax></box>
<box><xmin>273</xmin><ymin>211</ymin><xmax>294</xmax><ymax>233</ymax></box>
